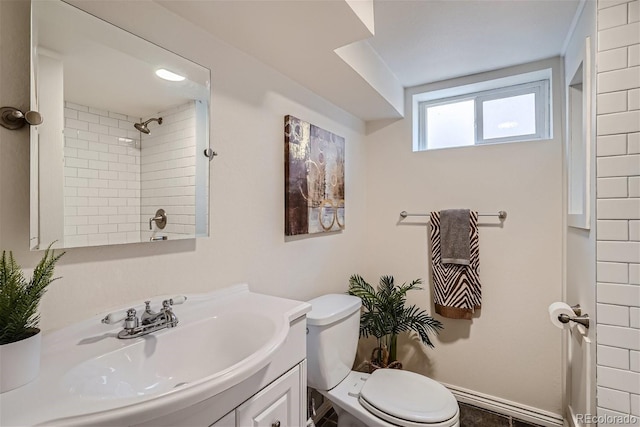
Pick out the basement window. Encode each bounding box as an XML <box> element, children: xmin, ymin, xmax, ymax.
<box><xmin>413</xmin><ymin>71</ymin><xmax>551</xmax><ymax>151</ymax></box>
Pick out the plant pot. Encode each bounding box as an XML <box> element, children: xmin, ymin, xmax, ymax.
<box><xmin>368</xmin><ymin>346</ymin><xmax>403</xmax><ymax>373</ymax></box>
<box><xmin>0</xmin><ymin>329</ymin><xmax>41</xmax><ymax>393</ymax></box>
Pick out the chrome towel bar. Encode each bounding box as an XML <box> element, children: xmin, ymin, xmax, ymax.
<box><xmin>399</xmin><ymin>210</ymin><xmax>508</xmax><ymax>221</ymax></box>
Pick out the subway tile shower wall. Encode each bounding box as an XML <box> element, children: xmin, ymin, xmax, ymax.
<box><xmin>63</xmin><ymin>102</ymin><xmax>142</xmax><ymax>247</ymax></box>
<box><xmin>596</xmin><ymin>0</ymin><xmax>640</xmax><ymax>420</ymax></box>
<box><xmin>63</xmin><ymin>100</ymin><xmax>197</xmax><ymax>246</ymax></box>
<box><xmin>140</xmin><ymin>101</ymin><xmax>197</xmax><ymax>240</ymax></box>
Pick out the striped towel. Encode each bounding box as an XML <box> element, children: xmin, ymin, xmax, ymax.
<box><xmin>430</xmin><ymin>211</ymin><xmax>481</xmax><ymax>320</ymax></box>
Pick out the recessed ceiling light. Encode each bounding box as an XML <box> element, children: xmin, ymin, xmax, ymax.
<box><xmin>155</xmin><ymin>68</ymin><xmax>185</xmax><ymax>82</ymax></box>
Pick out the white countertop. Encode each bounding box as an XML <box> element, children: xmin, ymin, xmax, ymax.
<box><xmin>0</xmin><ymin>284</ymin><xmax>310</xmax><ymax>426</ymax></box>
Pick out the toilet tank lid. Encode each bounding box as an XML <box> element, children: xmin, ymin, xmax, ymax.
<box><xmin>307</xmin><ymin>294</ymin><xmax>361</xmax><ymax>326</ymax></box>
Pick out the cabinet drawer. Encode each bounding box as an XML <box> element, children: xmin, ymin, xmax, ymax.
<box><xmin>236</xmin><ymin>365</ymin><xmax>300</xmax><ymax>427</ymax></box>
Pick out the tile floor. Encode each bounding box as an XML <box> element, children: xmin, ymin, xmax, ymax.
<box><xmin>314</xmin><ymin>403</ymin><xmax>544</xmax><ymax>427</ymax></box>
<box><xmin>314</xmin><ymin>408</ymin><xmax>338</xmax><ymax>427</ymax></box>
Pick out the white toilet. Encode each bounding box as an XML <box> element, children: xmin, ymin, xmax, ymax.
<box><xmin>306</xmin><ymin>294</ymin><xmax>460</xmax><ymax>427</ymax></box>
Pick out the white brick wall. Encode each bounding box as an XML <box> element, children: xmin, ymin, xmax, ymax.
<box><xmin>63</xmin><ymin>102</ymin><xmax>141</xmax><ymax>247</ymax></box>
<box><xmin>140</xmin><ymin>101</ymin><xmax>196</xmax><ymax>240</ymax></box>
<box><xmin>596</xmin><ymin>0</ymin><xmax>640</xmax><ymax>420</ymax></box>
<box><xmin>63</xmin><ymin>101</ymin><xmax>199</xmax><ymax>245</ymax></box>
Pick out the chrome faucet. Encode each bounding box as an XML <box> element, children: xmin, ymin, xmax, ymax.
<box><xmin>141</xmin><ymin>300</ymin><xmax>168</xmax><ymax>325</ymax></box>
<box><xmin>102</xmin><ymin>296</ymin><xmax>187</xmax><ymax>339</ymax></box>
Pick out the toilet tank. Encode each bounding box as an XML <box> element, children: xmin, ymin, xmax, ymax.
<box><xmin>306</xmin><ymin>294</ymin><xmax>361</xmax><ymax>391</ymax></box>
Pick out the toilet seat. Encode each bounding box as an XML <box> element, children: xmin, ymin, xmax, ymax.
<box><xmin>358</xmin><ymin>369</ymin><xmax>459</xmax><ymax>426</ymax></box>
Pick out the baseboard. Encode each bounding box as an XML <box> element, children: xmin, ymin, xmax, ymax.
<box><xmin>443</xmin><ymin>382</ymin><xmax>565</xmax><ymax>427</ymax></box>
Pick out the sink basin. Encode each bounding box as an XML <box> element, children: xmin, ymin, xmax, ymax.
<box><xmin>0</xmin><ymin>284</ymin><xmax>310</xmax><ymax>426</ymax></box>
<box><xmin>61</xmin><ymin>312</ymin><xmax>277</xmax><ymax>400</ymax></box>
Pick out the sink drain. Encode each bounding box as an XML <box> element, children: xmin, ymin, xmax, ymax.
<box><xmin>174</xmin><ymin>382</ymin><xmax>188</xmax><ymax>388</ymax></box>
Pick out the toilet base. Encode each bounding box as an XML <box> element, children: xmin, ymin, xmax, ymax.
<box><xmin>331</xmin><ymin>405</ymin><xmax>367</xmax><ymax>427</ymax></box>
<box><xmin>318</xmin><ymin>371</ymin><xmax>460</xmax><ymax>427</ymax></box>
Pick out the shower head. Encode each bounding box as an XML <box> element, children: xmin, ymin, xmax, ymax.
<box><xmin>134</xmin><ymin>117</ymin><xmax>163</xmax><ymax>134</ymax></box>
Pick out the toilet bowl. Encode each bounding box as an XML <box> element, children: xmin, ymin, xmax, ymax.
<box><xmin>306</xmin><ymin>294</ymin><xmax>460</xmax><ymax>427</ymax></box>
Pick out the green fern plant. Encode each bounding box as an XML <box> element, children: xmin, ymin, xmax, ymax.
<box><xmin>348</xmin><ymin>274</ymin><xmax>443</xmax><ymax>365</ymax></box>
<box><xmin>0</xmin><ymin>245</ymin><xmax>64</xmax><ymax>345</ymax></box>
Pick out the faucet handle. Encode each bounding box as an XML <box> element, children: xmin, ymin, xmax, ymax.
<box><xmin>149</xmin><ymin>209</ymin><xmax>167</xmax><ymax>230</ymax></box>
<box><xmin>102</xmin><ymin>310</ymin><xmax>127</xmax><ymax>324</ymax></box>
<box><xmin>169</xmin><ymin>295</ymin><xmax>187</xmax><ymax>305</ymax></box>
<box><xmin>161</xmin><ymin>296</ymin><xmax>187</xmax><ymax>309</ymax></box>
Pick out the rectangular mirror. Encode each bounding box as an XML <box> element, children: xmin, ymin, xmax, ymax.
<box><xmin>30</xmin><ymin>0</ymin><xmax>211</xmax><ymax>250</ymax></box>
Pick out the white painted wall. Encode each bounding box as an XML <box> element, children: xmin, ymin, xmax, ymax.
<box><xmin>361</xmin><ymin>58</ymin><xmax>564</xmax><ymax>415</ymax></box>
<box><xmin>595</xmin><ymin>0</ymin><xmax>640</xmax><ymax>420</ymax></box>
<box><xmin>0</xmin><ymin>1</ymin><xmax>367</xmax><ymax>331</ymax></box>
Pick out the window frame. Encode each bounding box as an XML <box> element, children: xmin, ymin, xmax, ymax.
<box><xmin>415</xmin><ymin>79</ymin><xmax>550</xmax><ymax>151</ymax></box>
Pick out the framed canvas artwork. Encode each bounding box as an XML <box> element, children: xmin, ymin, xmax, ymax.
<box><xmin>285</xmin><ymin>115</ymin><xmax>345</xmax><ymax>236</ymax></box>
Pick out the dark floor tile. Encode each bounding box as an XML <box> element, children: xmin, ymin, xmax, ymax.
<box><xmin>315</xmin><ymin>408</ymin><xmax>338</xmax><ymax>427</ymax></box>
<box><xmin>318</xmin><ymin>402</ymin><xmax>535</xmax><ymax>427</ymax></box>
<box><xmin>459</xmin><ymin>403</ymin><xmax>511</xmax><ymax>427</ymax></box>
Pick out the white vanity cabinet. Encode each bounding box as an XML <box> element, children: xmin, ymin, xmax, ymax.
<box><xmin>235</xmin><ymin>364</ymin><xmax>301</xmax><ymax>427</ymax></box>
<box><xmin>211</xmin><ymin>411</ymin><xmax>235</xmax><ymax>427</ymax></box>
<box><xmin>212</xmin><ymin>363</ymin><xmax>303</xmax><ymax>427</ymax></box>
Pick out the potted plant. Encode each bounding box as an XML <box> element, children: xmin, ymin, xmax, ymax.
<box><xmin>0</xmin><ymin>245</ymin><xmax>64</xmax><ymax>392</ymax></box>
<box><xmin>348</xmin><ymin>274</ymin><xmax>443</xmax><ymax>371</ymax></box>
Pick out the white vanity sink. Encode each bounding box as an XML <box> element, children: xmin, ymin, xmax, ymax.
<box><xmin>0</xmin><ymin>285</ymin><xmax>310</xmax><ymax>426</ymax></box>
<box><xmin>61</xmin><ymin>312</ymin><xmax>277</xmax><ymax>400</ymax></box>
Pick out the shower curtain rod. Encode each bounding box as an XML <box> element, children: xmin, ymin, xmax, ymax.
<box><xmin>399</xmin><ymin>210</ymin><xmax>508</xmax><ymax>221</ymax></box>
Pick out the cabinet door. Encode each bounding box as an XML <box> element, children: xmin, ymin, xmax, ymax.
<box><xmin>236</xmin><ymin>365</ymin><xmax>300</xmax><ymax>427</ymax></box>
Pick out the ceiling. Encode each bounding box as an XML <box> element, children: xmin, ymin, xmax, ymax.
<box><xmin>62</xmin><ymin>0</ymin><xmax>581</xmax><ymax>122</ymax></box>
<box><xmin>368</xmin><ymin>0</ymin><xmax>581</xmax><ymax>88</ymax></box>
<box><xmin>157</xmin><ymin>0</ymin><xmax>581</xmax><ymax>122</ymax></box>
